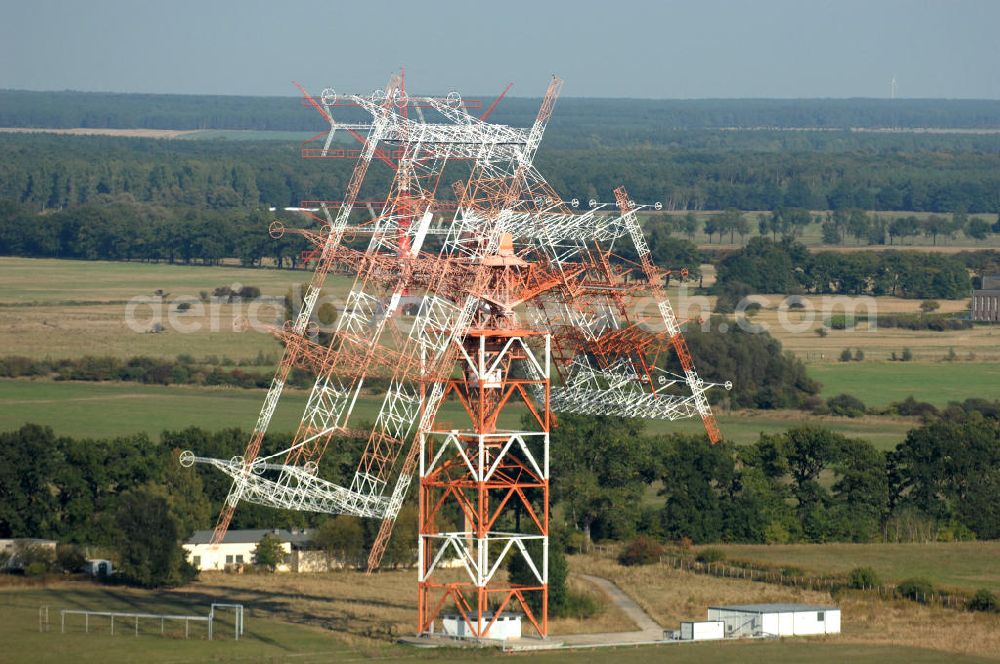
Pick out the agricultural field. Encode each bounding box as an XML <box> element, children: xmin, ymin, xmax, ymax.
<box><xmin>809</xmin><ymin>362</ymin><xmax>1000</xmax><ymax>407</ymax></box>
<box><xmin>0</xmin><ymin>380</ymin><xmax>916</xmax><ymax>448</ymax></box>
<box><xmin>1</xmin><ymin>566</ymin><xmax>995</xmax><ymax>663</ymax></box>
<box><xmin>702</xmin><ymin>542</ymin><xmax>1000</xmax><ymax>594</ymax></box>
<box><xmin>0</xmin><ymin>256</ymin><xmax>992</xmax><ymax>449</ymax></box>
<box><xmin>0</xmin><ymin>257</ymin><xmax>353</xmax><ymax>361</ymax></box>
<box><xmin>755</xmin><ymin>297</ymin><xmax>998</xmax><ymax>364</ymax></box>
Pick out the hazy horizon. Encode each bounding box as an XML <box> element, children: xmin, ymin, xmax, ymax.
<box><xmin>6</xmin><ymin>88</ymin><xmax>1000</xmax><ymax>103</ymax></box>
<box><xmin>2</xmin><ymin>0</ymin><xmax>999</xmax><ymax>100</ymax></box>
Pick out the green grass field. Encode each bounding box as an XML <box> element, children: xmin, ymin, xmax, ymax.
<box><xmin>809</xmin><ymin>362</ymin><xmax>1000</xmax><ymax>407</ymax></box>
<box><xmin>0</xmin><ymin>379</ymin><xmax>916</xmax><ymax>448</ymax></box>
<box><xmin>707</xmin><ymin>542</ymin><xmax>1000</xmax><ymax>593</ymax></box>
<box><xmin>0</xmin><ymin>379</ymin><xmax>525</xmax><ymax>441</ymax></box>
<box><xmin>0</xmin><ymin>583</ymin><xmax>992</xmax><ymax>664</ymax></box>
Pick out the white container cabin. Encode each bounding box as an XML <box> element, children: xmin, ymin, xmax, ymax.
<box><xmin>707</xmin><ymin>603</ymin><xmax>840</xmax><ymax>638</ymax></box>
<box><xmin>679</xmin><ymin>620</ymin><xmax>725</xmax><ymax>641</ymax></box>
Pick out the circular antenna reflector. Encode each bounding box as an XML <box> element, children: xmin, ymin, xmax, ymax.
<box><xmin>268</xmin><ymin>220</ymin><xmax>285</xmax><ymax>239</ymax></box>
<box><xmin>571</xmin><ymin>198</ymin><xmax>580</xmax><ymax>208</ymax></box>
<box><xmin>447</xmin><ymin>91</ymin><xmax>462</xmax><ymax>108</ymax></box>
<box><xmin>372</xmin><ymin>89</ymin><xmax>386</xmax><ymax>103</ymax></box>
<box><xmin>179</xmin><ymin>450</ymin><xmax>195</xmax><ymax>467</ymax></box>
<box><xmin>654</xmin><ymin>201</ymin><xmax>663</xmax><ymax>210</ymax></box>
<box><xmin>320</xmin><ymin>88</ymin><xmax>337</xmax><ymax>106</ymax></box>
<box><xmin>588</xmin><ymin>198</ymin><xmax>598</xmax><ymax>208</ymax></box>
<box><xmin>725</xmin><ymin>381</ymin><xmax>734</xmax><ymax>391</ymax></box>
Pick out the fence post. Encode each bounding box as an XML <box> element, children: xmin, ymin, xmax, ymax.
<box><xmin>61</xmin><ymin>610</ymin><xmax>65</xmax><ymax>634</ymax></box>
<box><xmin>86</xmin><ymin>612</ymin><xmax>89</xmax><ymax>633</ymax></box>
<box><xmin>135</xmin><ymin>616</ymin><xmax>139</xmax><ymax>637</ymax></box>
<box><xmin>111</xmin><ymin>615</ymin><xmax>114</xmax><ymax>636</ymax></box>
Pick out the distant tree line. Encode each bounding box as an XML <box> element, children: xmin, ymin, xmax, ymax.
<box><xmin>713</xmin><ymin>238</ymin><xmax>974</xmax><ymax>299</ymax></box>
<box><xmin>0</xmin><ymin>199</ymin><xmax>309</xmax><ymax>267</ymax></box>
<box><xmin>678</xmin><ymin>207</ymin><xmax>1000</xmax><ymax>246</ymax></box>
<box><xmin>3</xmin><ymin>130</ymin><xmax>1000</xmax><ymax>212</ymax></box>
<box><xmin>5</xmin><ymin>89</ymin><xmax>1000</xmax><ymax>135</ymax></box>
<box><xmin>0</xmin><ymin>354</ymin><xmax>315</xmax><ymax>389</ymax></box>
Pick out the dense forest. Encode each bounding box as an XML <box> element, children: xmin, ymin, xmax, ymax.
<box><xmin>3</xmin><ymin>132</ymin><xmax>1000</xmax><ymax>212</ymax></box>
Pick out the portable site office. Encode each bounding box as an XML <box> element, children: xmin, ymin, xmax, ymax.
<box><xmin>707</xmin><ymin>603</ymin><xmax>841</xmax><ymax>638</ymax></box>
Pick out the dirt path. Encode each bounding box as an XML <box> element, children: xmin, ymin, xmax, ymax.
<box><xmin>559</xmin><ymin>574</ymin><xmax>664</xmax><ymax>646</ymax></box>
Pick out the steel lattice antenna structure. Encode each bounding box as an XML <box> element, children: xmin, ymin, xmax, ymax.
<box><xmin>181</xmin><ymin>71</ymin><xmax>729</xmax><ymax>639</ymax></box>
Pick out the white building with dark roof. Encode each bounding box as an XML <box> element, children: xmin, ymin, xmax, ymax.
<box><xmin>184</xmin><ymin>528</ymin><xmax>314</xmax><ymax>573</ymax></box>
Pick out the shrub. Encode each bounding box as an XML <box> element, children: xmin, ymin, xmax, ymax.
<box><xmin>56</xmin><ymin>544</ymin><xmax>86</xmax><ymax>573</ymax></box>
<box><xmin>901</xmin><ymin>347</ymin><xmax>914</xmax><ymax>361</ymax></box>
<box><xmin>828</xmin><ymin>314</ymin><xmax>859</xmax><ymax>330</ymax></box>
<box><xmin>890</xmin><ymin>396</ymin><xmax>938</xmax><ymax>419</ymax></box>
<box><xmin>175</xmin><ymin>302</ymin><xmax>192</xmax><ymax>312</ymax></box>
<box><xmin>564</xmin><ymin>530</ymin><xmax>587</xmax><ymax>555</ymax></box>
<box><xmin>24</xmin><ymin>561</ymin><xmax>49</xmax><ymax>577</ymax></box>
<box><xmin>252</xmin><ymin>533</ymin><xmax>285</xmax><ymax>572</ymax></box>
<box><xmin>763</xmin><ymin>521</ymin><xmax>793</xmax><ymax>544</ymax></box>
<box><xmin>839</xmin><ymin>348</ymin><xmax>853</xmax><ymax>362</ymax></box>
<box><xmin>897</xmin><ymin>578</ymin><xmax>935</xmax><ymax>603</ymax></box>
<box><xmin>618</xmin><ymin>536</ymin><xmax>664</xmax><ymax>566</ymax></box>
<box><xmin>781</xmin><ymin>566</ymin><xmax>804</xmax><ymax>578</ymax></box>
<box><xmin>815</xmin><ymin>327</ymin><xmax>828</xmax><ymax>337</ymax></box>
<box><xmin>848</xmin><ymin>566</ymin><xmax>881</xmax><ymax>589</ymax></box>
<box><xmin>13</xmin><ymin>543</ymin><xmax>55</xmax><ymax>573</ymax></box>
<box><xmin>695</xmin><ymin>547</ymin><xmax>726</xmax><ymax>564</ymax></box>
<box><xmin>561</xmin><ymin>588</ymin><xmax>605</xmax><ymax>619</ymax></box>
<box><xmin>714</xmin><ymin>281</ymin><xmax>754</xmax><ymax>314</ymax></box>
<box><xmin>827</xmin><ymin>393</ymin><xmax>867</xmax><ymax>418</ymax></box>
<box><xmin>800</xmin><ymin>395</ymin><xmax>827</xmax><ymax>413</ymax></box>
<box><xmin>853</xmin><ymin>348</ymin><xmax>864</xmax><ymax>362</ymax></box>
<box><xmin>920</xmin><ymin>300</ymin><xmax>940</xmax><ymax>313</ymax></box>
<box><xmin>968</xmin><ymin>589</ymin><xmax>998</xmax><ymax>612</ymax></box>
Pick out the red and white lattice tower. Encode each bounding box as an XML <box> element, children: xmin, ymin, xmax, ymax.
<box><xmin>182</xmin><ymin>72</ymin><xmax>729</xmax><ymax>639</ymax></box>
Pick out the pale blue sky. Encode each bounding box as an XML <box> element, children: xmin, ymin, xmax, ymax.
<box><xmin>2</xmin><ymin>0</ymin><xmax>998</xmax><ymax>99</ymax></box>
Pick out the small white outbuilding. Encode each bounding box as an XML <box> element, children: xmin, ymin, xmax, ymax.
<box><xmin>707</xmin><ymin>603</ymin><xmax>840</xmax><ymax>638</ymax></box>
<box><xmin>439</xmin><ymin>612</ymin><xmax>521</xmax><ymax>640</ymax></box>
<box><xmin>679</xmin><ymin>620</ymin><xmax>725</xmax><ymax>641</ymax></box>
